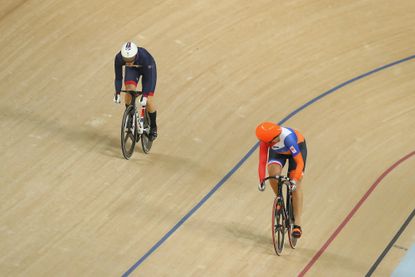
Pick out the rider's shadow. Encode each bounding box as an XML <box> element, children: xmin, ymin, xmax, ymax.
<box><xmin>3</xmin><ymin>105</ymin><xmax>121</xmax><ymax>158</ymax></box>
<box><xmin>224</xmin><ymin>222</ymin><xmax>271</xmax><ymax>253</ymax></box>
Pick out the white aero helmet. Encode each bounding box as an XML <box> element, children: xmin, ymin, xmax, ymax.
<box><xmin>121</xmin><ymin>42</ymin><xmax>138</xmax><ymax>62</ymax></box>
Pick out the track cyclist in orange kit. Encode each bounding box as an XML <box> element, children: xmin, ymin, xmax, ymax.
<box><xmin>255</xmin><ymin>122</ymin><xmax>307</xmax><ymax>238</ymax></box>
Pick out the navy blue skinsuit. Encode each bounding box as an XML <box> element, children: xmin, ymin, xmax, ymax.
<box><xmin>114</xmin><ymin>47</ymin><xmax>157</xmax><ymax>97</ymax></box>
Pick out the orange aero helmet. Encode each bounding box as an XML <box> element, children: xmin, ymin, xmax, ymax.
<box><xmin>255</xmin><ymin>122</ymin><xmax>282</xmax><ymax>142</ymax></box>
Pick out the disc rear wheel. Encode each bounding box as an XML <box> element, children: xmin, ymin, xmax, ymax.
<box><xmin>287</xmin><ymin>195</ymin><xmax>298</xmax><ymax>249</ymax></box>
<box><xmin>141</xmin><ymin>110</ymin><xmax>153</xmax><ymax>154</ymax></box>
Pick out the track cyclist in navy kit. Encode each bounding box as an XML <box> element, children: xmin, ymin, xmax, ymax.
<box><xmin>113</xmin><ymin>41</ymin><xmax>158</xmax><ymax>141</ymax></box>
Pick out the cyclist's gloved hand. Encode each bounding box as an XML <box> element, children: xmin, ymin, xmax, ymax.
<box><xmin>258</xmin><ymin>179</ymin><xmax>266</xmax><ymax>192</ymax></box>
<box><xmin>290</xmin><ymin>180</ymin><xmax>297</xmax><ymax>192</ymax></box>
<box><xmin>113</xmin><ymin>92</ymin><xmax>121</xmax><ymax>104</ymax></box>
<box><xmin>140</xmin><ymin>96</ymin><xmax>148</xmax><ymax>106</ymax></box>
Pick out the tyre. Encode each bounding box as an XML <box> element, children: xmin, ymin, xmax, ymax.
<box><xmin>287</xmin><ymin>192</ymin><xmax>298</xmax><ymax>249</ymax></box>
<box><xmin>121</xmin><ymin>106</ymin><xmax>137</xmax><ymax>159</ymax></box>
<box><xmin>272</xmin><ymin>198</ymin><xmax>285</xmax><ymax>255</ymax></box>
<box><xmin>141</xmin><ymin>110</ymin><xmax>153</xmax><ymax>154</ymax></box>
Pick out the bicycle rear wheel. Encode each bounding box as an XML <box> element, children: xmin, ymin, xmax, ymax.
<box><xmin>272</xmin><ymin>197</ymin><xmax>285</xmax><ymax>255</ymax></box>
<box><xmin>141</xmin><ymin>110</ymin><xmax>153</xmax><ymax>154</ymax></box>
<box><xmin>121</xmin><ymin>106</ymin><xmax>137</xmax><ymax>159</ymax></box>
<box><xmin>287</xmin><ymin>192</ymin><xmax>298</xmax><ymax>249</ymax></box>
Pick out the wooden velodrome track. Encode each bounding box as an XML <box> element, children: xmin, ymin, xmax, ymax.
<box><xmin>1</xmin><ymin>1</ymin><xmax>414</xmax><ymax>276</ymax></box>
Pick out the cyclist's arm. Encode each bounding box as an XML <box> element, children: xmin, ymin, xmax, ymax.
<box><xmin>140</xmin><ymin>49</ymin><xmax>157</xmax><ymax>97</ymax></box>
<box><xmin>291</xmin><ymin>154</ymin><xmax>304</xmax><ymax>182</ymax></box>
<box><xmin>114</xmin><ymin>54</ymin><xmax>123</xmax><ymax>93</ymax></box>
<box><xmin>141</xmin><ymin>64</ymin><xmax>156</xmax><ymax>97</ymax></box>
<box><xmin>258</xmin><ymin>141</ymin><xmax>268</xmax><ymax>182</ymax></box>
<box><xmin>286</xmin><ymin>138</ymin><xmax>304</xmax><ymax>182</ymax></box>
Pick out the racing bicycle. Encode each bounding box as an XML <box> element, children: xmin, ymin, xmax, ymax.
<box><xmin>259</xmin><ymin>176</ymin><xmax>297</xmax><ymax>255</ymax></box>
<box><xmin>120</xmin><ymin>90</ymin><xmax>152</xmax><ymax>159</ymax></box>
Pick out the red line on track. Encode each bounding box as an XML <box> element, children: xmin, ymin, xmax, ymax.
<box><xmin>298</xmin><ymin>151</ymin><xmax>415</xmax><ymax>276</ymax></box>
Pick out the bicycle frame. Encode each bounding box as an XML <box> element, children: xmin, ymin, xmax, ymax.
<box><xmin>121</xmin><ymin>90</ymin><xmax>149</xmax><ymax>135</ymax></box>
<box><xmin>262</xmin><ymin>175</ymin><xmax>293</xmax><ymax>199</ymax></box>
<box><xmin>261</xmin><ymin>175</ymin><xmax>297</xmax><ymax>254</ymax></box>
<box><xmin>119</xmin><ymin>89</ymin><xmax>153</xmax><ymax>158</ymax></box>
<box><xmin>265</xmin><ymin>176</ymin><xmax>293</xmax><ymax>223</ymax></box>
<box><xmin>137</xmin><ymin>102</ymin><xmax>146</xmax><ymax>135</ymax></box>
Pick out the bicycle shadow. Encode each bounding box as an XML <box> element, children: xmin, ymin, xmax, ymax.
<box><xmin>223</xmin><ymin>222</ymin><xmax>272</xmax><ymax>253</ymax></box>
<box><xmin>129</xmin><ymin>151</ymin><xmax>221</xmax><ymax>178</ymax></box>
<box><xmin>2</xmin><ymin>104</ymin><xmax>121</xmax><ymax>158</ymax></box>
<box><xmin>223</xmin><ymin>221</ymin><xmax>371</xmax><ymax>273</ymax></box>
<box><xmin>174</xmin><ymin>215</ymin><xmax>272</xmax><ymax>254</ymax></box>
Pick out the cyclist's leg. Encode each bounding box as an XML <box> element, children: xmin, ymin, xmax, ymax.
<box><xmin>288</xmin><ymin>141</ymin><xmax>307</xmax><ymax>235</ymax></box>
<box><xmin>267</xmin><ymin>163</ymin><xmax>282</xmax><ymax>196</ymax></box>
<box><xmin>144</xmin><ymin>94</ymin><xmax>157</xmax><ymax>140</ymax></box>
<box><xmin>145</xmin><ymin>94</ymin><xmax>157</xmax><ymax>141</ymax></box>
<box><xmin>146</xmin><ymin>94</ymin><xmax>156</xmax><ymax>112</ymax></box>
<box><xmin>289</xmin><ymin>178</ymin><xmax>303</xmax><ymax>238</ymax></box>
<box><xmin>291</xmin><ymin>177</ymin><xmax>303</xmax><ymax>225</ymax></box>
<box><xmin>142</xmin><ymin>64</ymin><xmax>157</xmax><ymax>139</ymax></box>
<box><xmin>267</xmin><ymin>150</ymin><xmax>287</xmax><ymax>196</ymax></box>
<box><xmin>124</xmin><ymin>84</ymin><xmax>135</xmax><ymax>106</ymax></box>
<box><xmin>145</xmin><ymin>93</ymin><xmax>157</xmax><ymax>127</ymax></box>
<box><xmin>288</xmin><ymin>165</ymin><xmax>303</xmax><ymax>238</ymax></box>
<box><xmin>124</xmin><ymin>67</ymin><xmax>140</xmax><ymax>106</ymax></box>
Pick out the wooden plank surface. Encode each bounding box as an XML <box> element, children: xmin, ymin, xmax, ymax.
<box><xmin>0</xmin><ymin>1</ymin><xmax>414</xmax><ymax>276</ymax></box>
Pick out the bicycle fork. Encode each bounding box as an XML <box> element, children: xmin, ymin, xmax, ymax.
<box><xmin>275</xmin><ymin>197</ymin><xmax>287</xmax><ymax>231</ymax></box>
<box><xmin>276</xmin><ymin>196</ymin><xmax>292</xmax><ymax>232</ymax></box>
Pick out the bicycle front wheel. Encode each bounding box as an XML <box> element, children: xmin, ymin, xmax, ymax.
<box><xmin>121</xmin><ymin>106</ymin><xmax>137</xmax><ymax>159</ymax></box>
<box><xmin>272</xmin><ymin>198</ymin><xmax>286</xmax><ymax>255</ymax></box>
